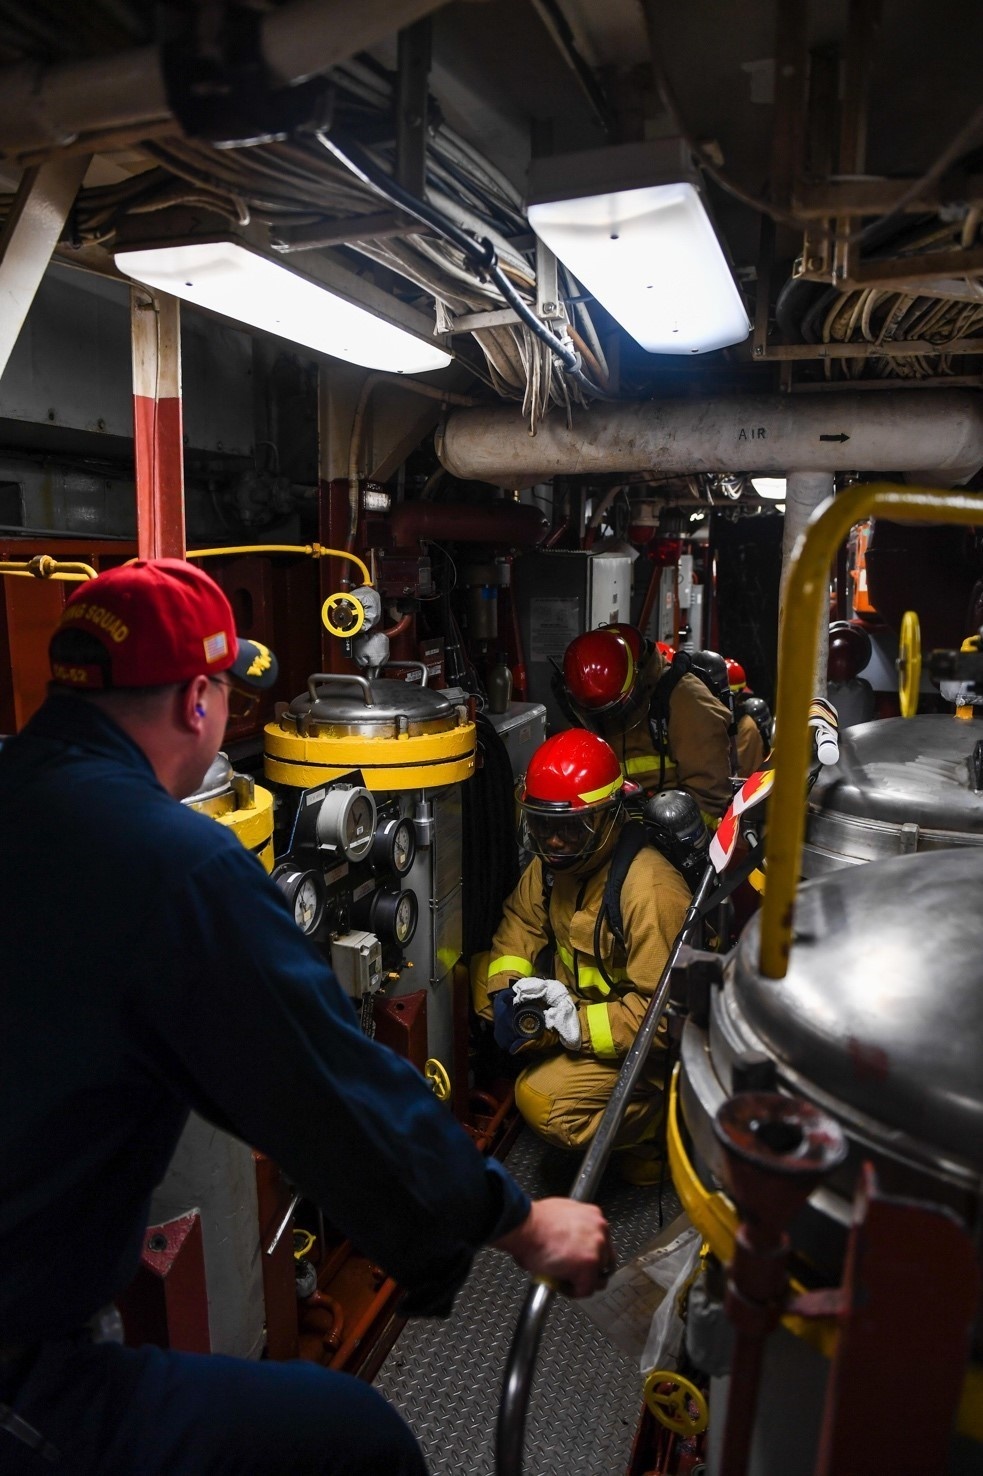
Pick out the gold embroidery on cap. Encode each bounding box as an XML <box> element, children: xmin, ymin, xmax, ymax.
<box><xmin>245</xmin><ymin>643</ymin><xmax>272</xmax><ymax>678</ymax></box>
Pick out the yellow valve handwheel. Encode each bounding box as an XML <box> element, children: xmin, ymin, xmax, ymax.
<box><xmin>321</xmin><ymin>591</ymin><xmax>366</xmax><ymax>638</ymax></box>
<box><xmin>292</xmin><ymin>1228</ymin><xmax>316</xmax><ymax>1261</ymax></box>
<box><xmin>897</xmin><ymin>609</ymin><xmax>922</xmax><ymax>718</ymax></box>
<box><xmin>642</xmin><ymin>1370</ymin><xmax>709</xmax><ymax>1436</ymax></box>
<box><xmin>424</xmin><ymin>1058</ymin><xmax>452</xmax><ymax>1102</ymax></box>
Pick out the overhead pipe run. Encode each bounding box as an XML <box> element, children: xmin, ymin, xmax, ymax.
<box><xmin>436</xmin><ymin>391</ymin><xmax>983</xmax><ymax>487</ymax></box>
<box><xmin>388</xmin><ymin>502</ymin><xmax>549</xmax><ymax>547</ymax></box>
<box><xmin>0</xmin><ymin>0</ymin><xmax>454</xmax><ymax>160</ymax></box>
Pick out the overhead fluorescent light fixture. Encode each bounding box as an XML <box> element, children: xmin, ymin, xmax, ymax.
<box><xmin>528</xmin><ymin>141</ymin><xmax>750</xmax><ymax>356</ymax></box>
<box><xmin>115</xmin><ymin>240</ymin><xmax>451</xmax><ymax>374</ymax></box>
<box><xmin>751</xmin><ymin>477</ymin><xmax>787</xmax><ymax>499</ymax></box>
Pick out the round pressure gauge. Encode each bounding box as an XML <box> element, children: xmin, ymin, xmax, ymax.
<box><xmin>315</xmin><ymin>785</ymin><xmax>378</xmax><ymax>863</ymax></box>
<box><xmin>272</xmin><ymin>865</ymin><xmax>325</xmax><ymax>936</ymax></box>
<box><xmin>391</xmin><ymin>890</ymin><xmax>418</xmax><ymax>946</ymax></box>
<box><xmin>359</xmin><ymin>887</ymin><xmax>419</xmax><ymax>948</ymax></box>
<box><xmin>372</xmin><ymin>816</ymin><xmax>417</xmax><ymax>877</ymax></box>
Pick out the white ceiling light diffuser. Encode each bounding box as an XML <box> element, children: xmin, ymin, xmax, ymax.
<box><xmin>115</xmin><ymin>240</ymin><xmax>452</xmax><ymax>374</ymax></box>
<box><xmin>527</xmin><ymin>140</ymin><xmax>750</xmax><ymax>356</ymax></box>
<box><xmin>751</xmin><ymin>477</ymin><xmax>787</xmax><ymax>499</ymax></box>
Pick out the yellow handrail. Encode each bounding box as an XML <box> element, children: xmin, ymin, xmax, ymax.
<box><xmin>187</xmin><ymin>543</ymin><xmax>373</xmax><ymax>588</ymax></box>
<box><xmin>760</xmin><ymin>479</ymin><xmax>983</xmax><ymax>979</ymax></box>
<box><xmin>0</xmin><ymin>556</ymin><xmax>97</xmax><ymax>582</ymax></box>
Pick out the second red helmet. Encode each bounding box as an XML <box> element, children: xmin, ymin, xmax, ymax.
<box><xmin>562</xmin><ymin>629</ymin><xmax>637</xmax><ymax>717</ymax></box>
<box><xmin>599</xmin><ymin>621</ymin><xmax>645</xmax><ymax>664</ymax></box>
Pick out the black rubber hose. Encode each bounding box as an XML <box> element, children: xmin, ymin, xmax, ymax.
<box><xmin>462</xmin><ymin>713</ymin><xmax>520</xmax><ymax>958</ymax></box>
<box><xmin>315</xmin><ymin>127</ymin><xmax>610</xmax><ymax>401</ymax></box>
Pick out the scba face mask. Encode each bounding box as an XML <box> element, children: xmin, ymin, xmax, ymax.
<box><xmin>520</xmin><ymin>799</ymin><xmax>621</xmax><ymax>870</ymax></box>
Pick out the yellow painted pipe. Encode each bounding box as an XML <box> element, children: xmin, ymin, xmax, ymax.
<box><xmin>188</xmin><ymin>542</ymin><xmax>372</xmax><ymax>588</ymax></box>
<box><xmin>0</xmin><ymin>556</ymin><xmax>97</xmax><ymax>581</ymax></box>
<box><xmin>760</xmin><ymin>480</ymin><xmax>983</xmax><ymax>979</ymax></box>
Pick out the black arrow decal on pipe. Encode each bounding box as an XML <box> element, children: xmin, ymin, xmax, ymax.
<box><xmin>819</xmin><ymin>433</ymin><xmax>850</xmax><ymax>442</ymax></box>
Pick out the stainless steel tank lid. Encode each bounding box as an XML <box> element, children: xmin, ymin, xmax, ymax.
<box><xmin>732</xmin><ymin>848</ymin><xmax>983</xmax><ymax>1172</ymax></box>
<box><xmin>185</xmin><ymin>751</ymin><xmax>234</xmax><ymax>803</ymax></box>
<box><xmin>810</xmin><ymin>715</ymin><xmax>983</xmax><ymax>832</ymax></box>
<box><xmin>287</xmin><ymin>676</ymin><xmax>457</xmax><ymax>725</ymax></box>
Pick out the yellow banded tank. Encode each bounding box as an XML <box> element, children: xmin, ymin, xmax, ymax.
<box><xmin>184</xmin><ymin>752</ymin><xmax>275</xmax><ymax>873</ymax></box>
<box><xmin>264</xmin><ymin>671</ymin><xmax>475</xmax><ymax>793</ymax></box>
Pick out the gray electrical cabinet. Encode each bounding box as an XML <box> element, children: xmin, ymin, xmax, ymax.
<box><xmin>486</xmin><ymin>701</ymin><xmax>548</xmax><ymax>780</ymax></box>
<box><xmin>514</xmin><ymin>550</ymin><xmax>633</xmax><ymax>732</ymax></box>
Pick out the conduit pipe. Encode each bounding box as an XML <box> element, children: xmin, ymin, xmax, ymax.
<box><xmin>781</xmin><ymin>472</ymin><xmax>834</xmax><ymax>694</ymax></box>
<box><xmin>346</xmin><ymin>372</ymin><xmax>480</xmax><ymax>553</ymax></box>
<box><xmin>0</xmin><ymin>0</ymin><xmax>453</xmax><ymax>160</ymax></box>
<box><xmin>436</xmin><ymin>390</ymin><xmax>983</xmax><ymax>486</ymax></box>
<box><xmin>388</xmin><ymin>501</ymin><xmax>549</xmax><ymax>547</ymax></box>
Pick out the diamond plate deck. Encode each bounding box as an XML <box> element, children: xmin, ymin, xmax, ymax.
<box><xmin>375</xmin><ymin>1129</ymin><xmax>682</xmax><ymax>1476</ymax></box>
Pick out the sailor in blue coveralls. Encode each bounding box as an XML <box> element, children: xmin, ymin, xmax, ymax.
<box><xmin>0</xmin><ymin>559</ymin><xmax>611</xmax><ymax>1475</ymax></box>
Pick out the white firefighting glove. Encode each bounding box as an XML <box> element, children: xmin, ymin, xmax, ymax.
<box><xmin>512</xmin><ymin>977</ymin><xmax>582</xmax><ymax>1050</ymax></box>
<box><xmin>808</xmin><ymin>696</ymin><xmax>840</xmax><ymax>766</ymax></box>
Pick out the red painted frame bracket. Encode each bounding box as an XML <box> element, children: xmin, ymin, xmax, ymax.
<box><xmin>131</xmin><ymin>285</ymin><xmax>186</xmax><ymax>560</ymax></box>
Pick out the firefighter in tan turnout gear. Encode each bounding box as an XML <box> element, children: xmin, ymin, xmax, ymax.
<box><xmin>485</xmin><ymin>730</ymin><xmax>691</xmax><ymax>1180</ymax></box>
<box><xmin>562</xmin><ymin>628</ymin><xmax>731</xmax><ymax>824</ymax></box>
<box><xmin>725</xmin><ymin>657</ymin><xmax>771</xmax><ymax>778</ymax></box>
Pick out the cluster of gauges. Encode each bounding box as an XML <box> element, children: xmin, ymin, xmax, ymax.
<box><xmin>272</xmin><ymin>780</ymin><xmax>418</xmax><ymax>950</ymax></box>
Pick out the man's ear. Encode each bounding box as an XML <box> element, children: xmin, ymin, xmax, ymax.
<box><xmin>179</xmin><ymin>674</ymin><xmax>210</xmax><ymax>733</ymax></box>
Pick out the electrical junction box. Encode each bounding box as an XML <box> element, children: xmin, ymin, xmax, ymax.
<box><xmin>486</xmin><ymin>701</ymin><xmax>547</xmax><ymax>781</ymax></box>
<box><xmin>330</xmin><ymin>930</ymin><xmax>383</xmax><ymax>998</ymax></box>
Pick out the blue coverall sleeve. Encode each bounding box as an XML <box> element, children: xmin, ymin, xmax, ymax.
<box><xmin>128</xmin><ymin>845</ymin><xmax>531</xmax><ymax>1312</ymax></box>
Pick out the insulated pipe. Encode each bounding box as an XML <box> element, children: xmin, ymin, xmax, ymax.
<box><xmin>781</xmin><ymin>472</ymin><xmax>834</xmax><ymax>695</ymax></box>
<box><xmin>0</xmin><ymin>51</ymin><xmax>169</xmax><ymax>158</ymax></box>
<box><xmin>436</xmin><ymin>391</ymin><xmax>983</xmax><ymax>486</ymax></box>
<box><xmin>0</xmin><ymin>0</ymin><xmax>453</xmax><ymax>160</ymax></box>
<box><xmin>388</xmin><ymin>502</ymin><xmax>549</xmax><ymax>547</ymax></box>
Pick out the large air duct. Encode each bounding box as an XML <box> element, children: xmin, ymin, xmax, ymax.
<box><xmin>0</xmin><ymin>0</ymin><xmax>452</xmax><ymax>159</ymax></box>
<box><xmin>436</xmin><ymin>391</ymin><xmax>983</xmax><ymax>486</ymax></box>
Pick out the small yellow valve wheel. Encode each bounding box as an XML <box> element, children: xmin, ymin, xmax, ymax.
<box><xmin>642</xmin><ymin>1370</ymin><xmax>709</xmax><ymax>1436</ymax></box>
<box><xmin>321</xmin><ymin>591</ymin><xmax>365</xmax><ymax>638</ymax></box>
<box><xmin>424</xmin><ymin>1058</ymin><xmax>452</xmax><ymax>1102</ymax></box>
<box><xmin>897</xmin><ymin>609</ymin><xmax>921</xmax><ymax>718</ymax></box>
<box><xmin>292</xmin><ymin>1228</ymin><xmax>316</xmax><ymax>1261</ymax></box>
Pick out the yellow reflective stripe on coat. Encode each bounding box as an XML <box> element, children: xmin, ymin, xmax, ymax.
<box><xmin>557</xmin><ymin>944</ymin><xmax>628</xmax><ymax>1000</ymax></box>
<box><xmin>487</xmin><ymin>955</ymin><xmax>535</xmax><ymax>979</ymax></box>
<box><xmin>585</xmin><ymin>1003</ymin><xmax>618</xmax><ymax>1060</ymax></box>
<box><xmin>624</xmin><ymin>754</ymin><xmax>675</xmax><ymax>775</ymax></box>
<box><xmin>557</xmin><ymin>943</ymin><xmax>590</xmax><ymax>986</ymax></box>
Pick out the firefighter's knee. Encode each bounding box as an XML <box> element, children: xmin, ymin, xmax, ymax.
<box><xmin>514</xmin><ymin>1062</ymin><xmax>593</xmax><ymax>1150</ymax></box>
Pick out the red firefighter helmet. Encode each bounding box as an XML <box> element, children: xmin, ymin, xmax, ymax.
<box><xmin>724</xmin><ymin>657</ymin><xmax>747</xmax><ymax>694</ymax></box>
<box><xmin>562</xmin><ymin>629</ymin><xmax>638</xmax><ymax>720</ymax></box>
<box><xmin>656</xmin><ymin>641</ymin><xmax>675</xmax><ymax>661</ymax></box>
<box><xmin>599</xmin><ymin>621</ymin><xmax>645</xmax><ymax>664</ymax></box>
<box><xmin>518</xmin><ymin>730</ymin><xmax>624</xmax><ymax>869</ymax></box>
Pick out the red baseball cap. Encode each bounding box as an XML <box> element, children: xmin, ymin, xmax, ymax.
<box><xmin>50</xmin><ymin>559</ymin><xmax>278</xmax><ymax>692</ymax></box>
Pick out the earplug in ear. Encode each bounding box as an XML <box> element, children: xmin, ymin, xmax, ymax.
<box><xmin>194</xmin><ymin>704</ymin><xmax>206</xmax><ymax>718</ymax></box>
